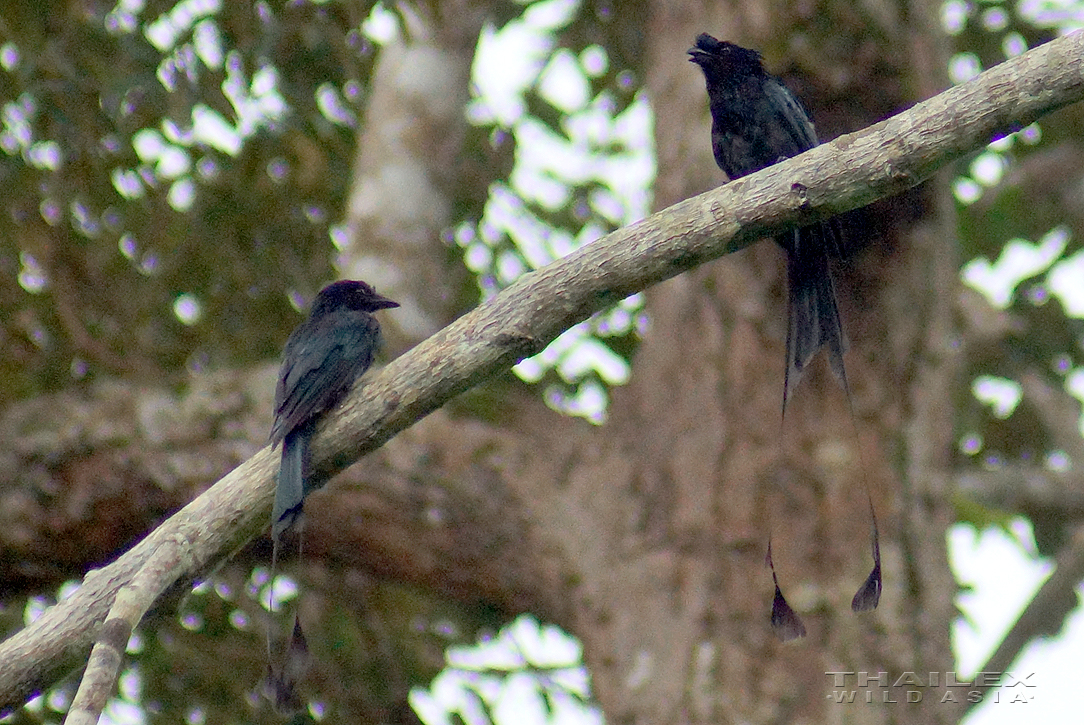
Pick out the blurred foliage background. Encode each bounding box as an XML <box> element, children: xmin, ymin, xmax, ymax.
<box><xmin>1</xmin><ymin>0</ymin><xmax>374</xmax><ymax>396</ymax></box>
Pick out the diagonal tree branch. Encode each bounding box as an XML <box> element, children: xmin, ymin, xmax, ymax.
<box><xmin>966</xmin><ymin>523</ymin><xmax>1084</xmax><ymax>710</ymax></box>
<box><xmin>2</xmin><ymin>29</ymin><xmax>1084</xmax><ymax>715</ymax></box>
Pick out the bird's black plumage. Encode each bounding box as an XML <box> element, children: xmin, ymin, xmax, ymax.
<box><xmin>688</xmin><ymin>33</ymin><xmax>847</xmax><ymax>414</ymax></box>
<box><xmin>265</xmin><ymin>279</ymin><xmax>398</xmax><ymax>711</ymax></box>
<box><xmin>689</xmin><ymin>34</ymin><xmax>882</xmax><ymax>636</ymax></box>
<box><xmin>270</xmin><ymin>279</ymin><xmax>399</xmax><ymax>538</ymax></box>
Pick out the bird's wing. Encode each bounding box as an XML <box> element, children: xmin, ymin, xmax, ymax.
<box><xmin>269</xmin><ymin>313</ymin><xmax>380</xmax><ymax>444</ymax></box>
<box><xmin>710</xmin><ymin>77</ymin><xmax>820</xmax><ymax>180</ymax></box>
<box><xmin>761</xmin><ymin>79</ymin><xmax>820</xmax><ymax>156</ymax></box>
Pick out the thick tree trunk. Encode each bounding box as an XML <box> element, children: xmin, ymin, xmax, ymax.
<box><xmin>546</xmin><ymin>1</ymin><xmax>965</xmax><ymax>722</ymax></box>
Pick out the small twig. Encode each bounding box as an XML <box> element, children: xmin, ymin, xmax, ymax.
<box><xmin>63</xmin><ymin>535</ymin><xmax>193</xmax><ymax>725</ymax></box>
<box><xmin>965</xmin><ymin>524</ymin><xmax>1084</xmax><ymax>709</ymax></box>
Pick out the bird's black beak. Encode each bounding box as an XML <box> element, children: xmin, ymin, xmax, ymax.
<box><xmin>688</xmin><ymin>33</ymin><xmax>716</xmax><ymax>58</ymax></box>
<box><xmin>372</xmin><ymin>295</ymin><xmax>400</xmax><ymax>310</ymax></box>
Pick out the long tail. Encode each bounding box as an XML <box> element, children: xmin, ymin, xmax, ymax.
<box><xmin>273</xmin><ymin>425</ymin><xmax>312</xmax><ymax>540</ymax></box>
<box><xmin>781</xmin><ymin>221</ymin><xmax>848</xmax><ymax>417</ymax></box>
<box><xmin>851</xmin><ymin>491</ymin><xmax>883</xmax><ymax>612</ymax></box>
<box><xmin>266</xmin><ymin>425</ymin><xmax>313</xmax><ymax>713</ymax></box>
<box><xmin>766</xmin><ymin>538</ymin><xmax>807</xmax><ymax>641</ymax></box>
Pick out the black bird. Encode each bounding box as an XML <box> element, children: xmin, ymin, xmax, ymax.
<box><xmin>270</xmin><ymin>279</ymin><xmax>399</xmax><ymax>538</ymax></box>
<box><xmin>689</xmin><ymin>34</ymin><xmax>881</xmax><ymax>638</ymax></box>
<box><xmin>688</xmin><ymin>33</ymin><xmax>847</xmax><ymax>415</ymax></box>
<box><xmin>265</xmin><ymin>280</ymin><xmax>398</xmax><ymax>710</ymax></box>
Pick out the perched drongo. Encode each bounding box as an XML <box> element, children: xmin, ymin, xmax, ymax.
<box><xmin>689</xmin><ymin>34</ymin><xmax>881</xmax><ymax>639</ymax></box>
<box><xmin>269</xmin><ymin>279</ymin><xmax>399</xmax><ymax>538</ymax></box>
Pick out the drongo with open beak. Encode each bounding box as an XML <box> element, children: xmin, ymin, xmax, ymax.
<box><xmin>688</xmin><ymin>32</ymin><xmax>847</xmax><ymax>415</ymax></box>
<box><xmin>689</xmin><ymin>34</ymin><xmax>881</xmax><ymax>639</ymax></box>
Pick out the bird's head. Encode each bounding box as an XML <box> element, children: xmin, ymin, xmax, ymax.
<box><xmin>311</xmin><ymin>280</ymin><xmax>400</xmax><ymax>315</ymax></box>
<box><xmin>687</xmin><ymin>33</ymin><xmax>765</xmax><ymax>85</ymax></box>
